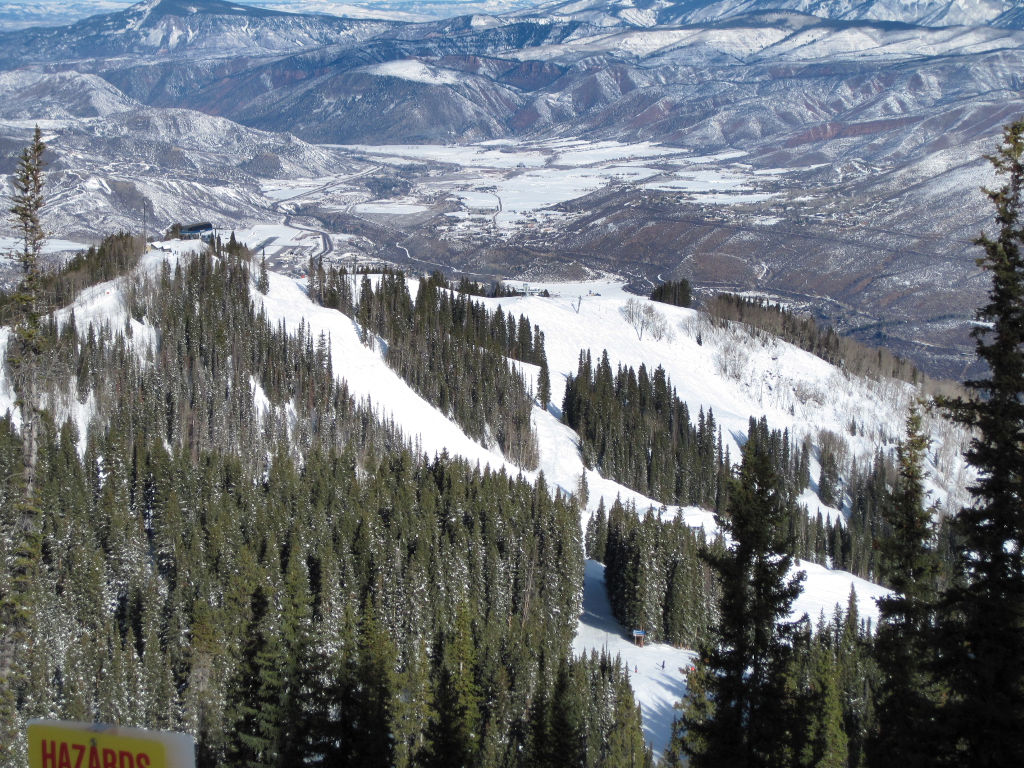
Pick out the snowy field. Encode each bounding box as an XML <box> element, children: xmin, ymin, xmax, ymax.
<box><xmin>322</xmin><ymin>138</ymin><xmax>795</xmax><ymax>230</ymax></box>
<box><xmin>3</xmin><ymin>253</ymin><xmax>974</xmax><ymax>758</ymax></box>
<box><xmin>357</xmin><ymin>60</ymin><xmax>464</xmax><ymax>86</ymax></box>
<box><xmin>25</xmin><ymin>137</ymin><xmax>818</xmax><ymax>268</ymax></box>
<box><xmin>259</xmin><ymin>178</ymin><xmax>327</xmax><ymax>202</ymax></box>
<box><xmin>215</xmin><ymin>223</ymin><xmax>353</xmax><ymax>262</ymax></box>
<box><xmin>353</xmin><ymin>201</ymin><xmax>430</xmax><ymax>215</ymax></box>
<box><xmin>0</xmin><ymin>235</ymin><xmax>93</xmax><ymax>255</ymax></box>
<box><xmin>341</xmin><ymin>142</ymin><xmax>549</xmax><ymax>168</ymax></box>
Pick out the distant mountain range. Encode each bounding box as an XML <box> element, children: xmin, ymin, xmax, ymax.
<box><xmin>3</xmin><ymin>0</ymin><xmax>1022</xmax><ymax>144</ymax></box>
<box><xmin>0</xmin><ymin>1</ymin><xmax>129</xmax><ymax>30</ymax></box>
<box><xmin>0</xmin><ymin>0</ymin><xmax>546</xmax><ymax>29</ymax></box>
<box><xmin>532</xmin><ymin>0</ymin><xmax>1022</xmax><ymax>28</ymax></box>
<box><xmin>1</xmin><ymin>0</ymin><xmax>1023</xmax><ymax>376</ymax></box>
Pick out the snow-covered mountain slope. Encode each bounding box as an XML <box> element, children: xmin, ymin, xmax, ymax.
<box><xmin>1</xmin><ymin>0</ymin><xmax>1021</xmax><ymax>161</ymax></box>
<box><xmin>7</xmin><ymin>248</ymin><xmax>961</xmax><ymax>757</ymax></box>
<box><xmin>0</xmin><ymin>0</ymin><xmax>545</xmax><ymax>29</ymax></box>
<box><xmin>0</xmin><ymin>72</ymin><xmax>367</xmax><ymax>243</ymax></box>
<box><xmin>251</xmin><ymin>0</ymin><xmax>547</xmax><ymax>21</ymax></box>
<box><xmin>480</xmin><ymin>279</ymin><xmax>970</xmax><ymax>510</ymax></box>
<box><xmin>502</xmin><ymin>16</ymin><xmax>1024</xmax><ymax>68</ymax></box>
<box><xmin>0</xmin><ymin>0</ymin><xmax>394</xmax><ymax>66</ymax></box>
<box><xmin>28</xmin><ymin>245</ymin><xmax>970</xmax><ymax>561</ymax></box>
<box><xmin>0</xmin><ymin>70</ymin><xmax>138</xmax><ymax>121</ymax></box>
<box><xmin>533</xmin><ymin>0</ymin><xmax>1019</xmax><ymax>28</ymax></box>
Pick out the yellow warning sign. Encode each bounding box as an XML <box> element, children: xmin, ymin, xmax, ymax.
<box><xmin>28</xmin><ymin>721</ymin><xmax>195</xmax><ymax>768</ymax></box>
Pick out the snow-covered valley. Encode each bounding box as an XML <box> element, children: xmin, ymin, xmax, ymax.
<box><xmin>2</xmin><ymin>0</ymin><xmax>1023</xmax><ymax>378</ymax></box>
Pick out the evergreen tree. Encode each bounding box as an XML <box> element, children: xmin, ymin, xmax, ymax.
<box><xmin>867</xmin><ymin>408</ymin><xmax>941</xmax><ymax>768</ymax></box>
<box><xmin>357</xmin><ymin>275</ymin><xmax>373</xmax><ymax>344</ymax></box>
<box><xmin>278</xmin><ymin>539</ymin><xmax>322</xmax><ymax>767</ymax></box>
<box><xmin>421</xmin><ymin>603</ymin><xmax>482</xmax><ymax>768</ymax></box>
<box><xmin>547</xmin><ymin>660</ymin><xmax>587</xmax><ymax>766</ymax></box>
<box><xmin>585</xmin><ymin>499</ymin><xmax>607</xmax><ymax>563</ymax></box>
<box><xmin>577</xmin><ymin>471</ymin><xmax>590</xmax><ymax>511</ymax></box>
<box><xmin>680</xmin><ymin>438</ymin><xmax>805</xmax><ymax>768</ymax></box>
<box><xmin>257</xmin><ymin>255</ymin><xmax>270</xmax><ymax>295</ymax></box>
<box><xmin>392</xmin><ymin>637</ymin><xmax>432</xmax><ymax>768</ymax></box>
<box><xmin>6</xmin><ymin>125</ymin><xmax>48</xmax><ymax>497</ymax></box>
<box><xmin>347</xmin><ymin>594</ymin><xmax>396</xmax><ymax>767</ymax></box>
<box><xmin>817</xmin><ymin>448</ymin><xmax>839</xmax><ymax>508</ymax></box>
<box><xmin>538</xmin><ymin>356</ymin><xmax>551</xmax><ymax>411</ymax></box>
<box><xmin>836</xmin><ymin>589</ymin><xmax>875</xmax><ymax>768</ymax></box>
<box><xmin>799</xmin><ymin>638</ymin><xmax>848</xmax><ymax>768</ymax></box>
<box><xmin>9</xmin><ymin>126</ymin><xmax>46</xmax><ymax>317</ymax></box>
<box><xmin>934</xmin><ymin>117</ymin><xmax>1024</xmax><ymax>766</ymax></box>
<box><xmin>604</xmin><ymin>675</ymin><xmax>651</xmax><ymax>768</ymax></box>
<box><xmin>0</xmin><ymin>127</ymin><xmax>47</xmax><ymax>766</ymax></box>
<box><xmin>666</xmin><ymin>661</ymin><xmax>712</xmax><ymax>767</ymax></box>
<box><xmin>226</xmin><ymin>587</ymin><xmax>285</xmax><ymax>768</ymax></box>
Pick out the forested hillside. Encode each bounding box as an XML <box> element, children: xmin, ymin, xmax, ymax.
<box><xmin>0</xmin><ymin>122</ymin><xmax>995</xmax><ymax>768</ymax></box>
<box><xmin>308</xmin><ymin>265</ymin><xmax>546</xmax><ymax>469</ymax></box>
<box><xmin>0</xmin><ymin>227</ymin><xmax>976</xmax><ymax>764</ymax></box>
<box><xmin>0</xmin><ymin>242</ymin><xmax>651</xmax><ymax>767</ymax></box>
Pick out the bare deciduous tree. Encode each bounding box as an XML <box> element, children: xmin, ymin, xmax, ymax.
<box><xmin>621</xmin><ymin>297</ymin><xmax>649</xmax><ymax>340</ymax></box>
<box><xmin>622</xmin><ymin>297</ymin><xmax>670</xmax><ymax>342</ymax></box>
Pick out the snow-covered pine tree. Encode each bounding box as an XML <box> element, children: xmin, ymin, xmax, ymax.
<box><xmin>538</xmin><ymin>355</ymin><xmax>551</xmax><ymax>410</ymax></box>
<box><xmin>257</xmin><ymin>254</ymin><xmax>270</xmax><ymax>294</ymax></box>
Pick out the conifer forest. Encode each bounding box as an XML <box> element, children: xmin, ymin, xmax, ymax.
<box><xmin>0</xmin><ymin>109</ymin><xmax>1023</xmax><ymax>768</ymax></box>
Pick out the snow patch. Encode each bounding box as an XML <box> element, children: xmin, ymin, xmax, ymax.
<box><xmin>359</xmin><ymin>60</ymin><xmax>464</xmax><ymax>86</ymax></box>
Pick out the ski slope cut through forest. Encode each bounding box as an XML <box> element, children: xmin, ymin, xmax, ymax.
<box><xmin>0</xmin><ymin>243</ymin><xmax>961</xmax><ymax>758</ymax></box>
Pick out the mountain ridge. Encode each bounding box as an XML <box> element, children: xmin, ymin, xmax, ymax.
<box><xmin>0</xmin><ymin>0</ymin><xmax>396</xmax><ymax>66</ymax></box>
<box><xmin>530</xmin><ymin>0</ymin><xmax>1021</xmax><ymax>28</ymax></box>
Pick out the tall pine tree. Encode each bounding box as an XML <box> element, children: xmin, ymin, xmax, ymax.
<box><xmin>226</xmin><ymin>586</ymin><xmax>286</xmax><ymax>768</ymax></box>
<box><xmin>679</xmin><ymin>434</ymin><xmax>805</xmax><ymax>768</ymax></box>
<box><xmin>0</xmin><ymin>126</ymin><xmax>47</xmax><ymax>767</ymax></box>
<box><xmin>867</xmin><ymin>408</ymin><xmax>941</xmax><ymax>768</ymax></box>
<box><xmin>934</xmin><ymin>117</ymin><xmax>1024</xmax><ymax>766</ymax></box>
